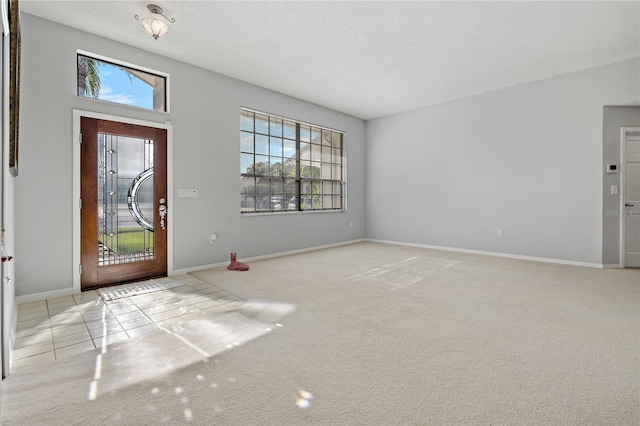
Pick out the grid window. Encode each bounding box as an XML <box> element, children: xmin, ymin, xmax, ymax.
<box><xmin>240</xmin><ymin>108</ymin><xmax>344</xmax><ymax>213</ymax></box>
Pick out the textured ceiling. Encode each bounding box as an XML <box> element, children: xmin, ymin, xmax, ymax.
<box><xmin>20</xmin><ymin>1</ymin><xmax>640</xmax><ymax>120</ymax></box>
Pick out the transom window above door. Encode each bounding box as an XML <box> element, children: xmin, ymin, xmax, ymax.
<box><xmin>77</xmin><ymin>51</ymin><xmax>169</xmax><ymax>112</ymax></box>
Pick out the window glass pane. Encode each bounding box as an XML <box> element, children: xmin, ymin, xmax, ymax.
<box><xmin>241</xmin><ymin>110</ymin><xmax>254</xmax><ymax>132</ymax></box>
<box><xmin>284</xmin><ymin>120</ymin><xmax>296</xmax><ymax>139</ymax></box>
<box><xmin>284</xmin><ymin>159</ymin><xmax>296</xmax><ymax>177</ymax></box>
<box><xmin>300</xmin><ymin>161</ymin><xmax>312</xmax><ymax>178</ymax></box>
<box><xmin>311</xmin><ymin>127</ymin><xmax>321</xmax><ymax>143</ymax></box>
<box><xmin>283</xmin><ymin>140</ymin><xmax>296</xmax><ymax>158</ymax></box>
<box><xmin>323</xmin><ymin>181</ymin><xmax>333</xmax><ymax>194</ymax></box>
<box><xmin>322</xmin><ymin>145</ymin><xmax>332</xmax><ymax>162</ymax></box>
<box><xmin>241</xmin><ymin>131</ymin><xmax>254</xmax><ymax>153</ymax></box>
<box><xmin>332</xmin><ymin>148</ymin><xmax>342</xmax><ymax>163</ymax></box>
<box><xmin>270</xmin><ymin>157</ymin><xmax>284</xmax><ymax>177</ymax></box>
<box><xmin>322</xmin><ymin>130</ymin><xmax>332</xmax><ymax>146</ymax></box>
<box><xmin>310</xmin><ymin>194</ymin><xmax>321</xmax><ymax>210</ymax></box>
<box><xmin>270</xmin><ymin>118</ymin><xmax>283</xmax><ymax>136</ymax></box>
<box><xmin>332</xmin><ymin>132</ymin><xmax>342</xmax><ymax>148</ymax></box>
<box><xmin>310</xmin><ymin>162</ymin><xmax>321</xmax><ymax>178</ymax></box>
<box><xmin>270</xmin><ymin>137</ymin><xmax>283</xmax><ymax>156</ymax></box>
<box><xmin>323</xmin><ymin>195</ymin><xmax>332</xmax><ymax>209</ymax></box>
<box><xmin>241</xmin><ymin>153</ymin><xmax>254</xmax><ymax>174</ymax></box>
<box><xmin>77</xmin><ymin>54</ymin><xmax>167</xmax><ymax>112</ymax></box>
<box><xmin>254</xmin><ymin>155</ymin><xmax>269</xmax><ymax>175</ymax></box>
<box><xmin>300</xmin><ymin>125</ymin><xmax>311</xmax><ymax>142</ymax></box>
<box><xmin>255</xmin><ymin>114</ymin><xmax>269</xmax><ymax>134</ymax></box>
<box><xmin>299</xmin><ymin>143</ymin><xmax>310</xmax><ymax>160</ymax></box>
<box><xmin>241</xmin><ymin>176</ymin><xmax>256</xmax><ymax>213</ymax></box>
<box><xmin>334</xmin><ymin>165</ymin><xmax>342</xmax><ymax>180</ymax></box>
<box><xmin>311</xmin><ymin>144</ymin><xmax>322</xmax><ymax>162</ymax></box>
<box><xmin>321</xmin><ymin>163</ymin><xmax>332</xmax><ymax>180</ymax></box>
<box><xmin>255</xmin><ymin>134</ymin><xmax>269</xmax><ymax>155</ymax></box>
<box><xmin>333</xmin><ymin>195</ymin><xmax>342</xmax><ymax>209</ymax></box>
<box><xmin>256</xmin><ymin>178</ymin><xmax>271</xmax><ymax>211</ymax></box>
<box><xmin>284</xmin><ymin>179</ymin><xmax>296</xmax><ymax>198</ymax></box>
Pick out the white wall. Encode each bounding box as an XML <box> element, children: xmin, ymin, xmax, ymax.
<box><xmin>15</xmin><ymin>14</ymin><xmax>365</xmax><ymax>297</ymax></box>
<box><xmin>366</xmin><ymin>58</ymin><xmax>640</xmax><ymax>265</ymax></box>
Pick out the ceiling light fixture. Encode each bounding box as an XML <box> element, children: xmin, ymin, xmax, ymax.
<box><xmin>135</xmin><ymin>4</ymin><xmax>175</xmax><ymax>40</ymax></box>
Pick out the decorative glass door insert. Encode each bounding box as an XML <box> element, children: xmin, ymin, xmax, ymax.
<box><xmin>98</xmin><ymin>133</ymin><xmax>154</xmax><ymax>266</ymax></box>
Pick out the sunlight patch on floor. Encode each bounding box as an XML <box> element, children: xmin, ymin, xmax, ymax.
<box><xmin>344</xmin><ymin>256</ymin><xmax>461</xmax><ymax>290</ymax></box>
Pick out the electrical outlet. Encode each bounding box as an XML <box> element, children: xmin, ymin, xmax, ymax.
<box><xmin>497</xmin><ymin>229</ymin><xmax>503</xmax><ymax>237</ymax></box>
<box><xmin>209</xmin><ymin>233</ymin><xmax>217</xmax><ymax>245</ymax></box>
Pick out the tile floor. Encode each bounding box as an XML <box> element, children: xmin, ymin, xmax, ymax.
<box><xmin>12</xmin><ymin>275</ymin><xmax>244</xmax><ymax>373</ymax></box>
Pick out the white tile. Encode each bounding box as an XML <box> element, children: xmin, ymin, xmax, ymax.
<box><xmin>113</xmin><ymin>310</ymin><xmax>146</xmax><ymax>322</ymax></box>
<box><xmin>15</xmin><ymin>324</ymin><xmax>51</xmax><ymax>338</ymax></box>
<box><xmin>87</xmin><ymin>323</ymin><xmax>125</xmax><ymax>339</ymax></box>
<box><xmin>93</xmin><ymin>332</ymin><xmax>130</xmax><ymax>348</ymax></box>
<box><xmin>18</xmin><ymin>300</ymin><xmax>47</xmax><ymax>309</ymax></box>
<box><xmin>16</xmin><ymin>318</ymin><xmax>50</xmax><ymax>330</ymax></box>
<box><xmin>47</xmin><ymin>295</ymin><xmax>75</xmax><ymax>305</ymax></box>
<box><xmin>55</xmin><ymin>340</ymin><xmax>96</xmax><ymax>360</ymax></box>
<box><xmin>53</xmin><ymin>330</ymin><xmax>92</xmax><ymax>349</ymax></box>
<box><xmin>14</xmin><ymin>331</ymin><xmax>52</xmax><ymax>349</ymax></box>
<box><xmin>52</xmin><ymin>323</ymin><xmax>88</xmax><ymax>339</ymax></box>
<box><xmin>141</xmin><ymin>304</ymin><xmax>173</xmax><ymax>315</ymax></box>
<box><xmin>49</xmin><ymin>315</ymin><xmax>84</xmax><ymax>328</ymax></box>
<box><xmin>125</xmin><ymin>324</ymin><xmax>159</xmax><ymax>338</ymax></box>
<box><xmin>148</xmin><ymin>310</ymin><xmax>180</xmax><ymax>322</ymax></box>
<box><xmin>13</xmin><ymin>341</ymin><xmax>55</xmax><ymax>360</ymax></box>
<box><xmin>11</xmin><ymin>351</ymin><xmax>55</xmax><ymax>373</ymax></box>
<box><xmin>120</xmin><ymin>316</ymin><xmax>152</xmax><ymax>330</ymax></box>
<box><xmin>47</xmin><ymin>305</ymin><xmax>79</xmax><ymax>316</ymax></box>
<box><xmin>17</xmin><ymin>304</ymin><xmax>49</xmax><ymax>315</ymax></box>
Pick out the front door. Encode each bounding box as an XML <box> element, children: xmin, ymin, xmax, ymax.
<box><xmin>624</xmin><ymin>130</ymin><xmax>640</xmax><ymax>267</ymax></box>
<box><xmin>80</xmin><ymin>117</ymin><xmax>168</xmax><ymax>290</ymax></box>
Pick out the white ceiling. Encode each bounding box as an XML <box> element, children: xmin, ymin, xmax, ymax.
<box><xmin>20</xmin><ymin>1</ymin><xmax>640</xmax><ymax>120</ymax></box>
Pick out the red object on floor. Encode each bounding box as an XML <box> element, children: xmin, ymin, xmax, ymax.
<box><xmin>227</xmin><ymin>252</ymin><xmax>249</xmax><ymax>271</ymax></box>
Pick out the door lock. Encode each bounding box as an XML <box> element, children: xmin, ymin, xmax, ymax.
<box><xmin>158</xmin><ymin>204</ymin><xmax>167</xmax><ymax>230</ymax></box>
<box><xmin>626</xmin><ymin>203</ymin><xmax>634</xmax><ymax>207</ymax></box>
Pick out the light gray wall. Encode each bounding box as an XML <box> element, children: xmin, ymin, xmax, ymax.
<box><xmin>16</xmin><ymin>14</ymin><xmax>365</xmax><ymax>297</ymax></box>
<box><xmin>366</xmin><ymin>58</ymin><xmax>640</xmax><ymax>265</ymax></box>
<box><xmin>603</xmin><ymin>106</ymin><xmax>640</xmax><ymax>265</ymax></box>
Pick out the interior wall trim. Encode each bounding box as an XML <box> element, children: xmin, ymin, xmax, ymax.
<box><xmin>364</xmin><ymin>239</ymin><xmax>605</xmax><ymax>269</ymax></box>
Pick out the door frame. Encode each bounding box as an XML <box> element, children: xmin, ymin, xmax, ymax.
<box><xmin>72</xmin><ymin>109</ymin><xmax>174</xmax><ymax>292</ymax></box>
<box><xmin>619</xmin><ymin>126</ymin><xmax>640</xmax><ymax>268</ymax></box>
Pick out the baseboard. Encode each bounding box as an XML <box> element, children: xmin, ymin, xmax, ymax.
<box><xmin>364</xmin><ymin>239</ymin><xmax>605</xmax><ymax>269</ymax></box>
<box><xmin>602</xmin><ymin>264</ymin><xmax>623</xmax><ymax>269</ymax></box>
<box><xmin>172</xmin><ymin>239</ymin><xmax>366</xmax><ymax>276</ymax></box>
<box><xmin>15</xmin><ymin>287</ymin><xmax>76</xmax><ymax>304</ymax></box>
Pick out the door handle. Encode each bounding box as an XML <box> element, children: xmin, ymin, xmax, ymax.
<box><xmin>158</xmin><ymin>204</ymin><xmax>167</xmax><ymax>230</ymax></box>
<box><xmin>626</xmin><ymin>203</ymin><xmax>634</xmax><ymax>207</ymax></box>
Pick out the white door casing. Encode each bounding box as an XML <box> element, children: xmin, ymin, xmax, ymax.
<box><xmin>621</xmin><ymin>127</ymin><xmax>640</xmax><ymax>268</ymax></box>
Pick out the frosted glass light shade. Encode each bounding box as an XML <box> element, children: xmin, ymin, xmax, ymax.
<box><xmin>141</xmin><ymin>17</ymin><xmax>169</xmax><ymax>39</ymax></box>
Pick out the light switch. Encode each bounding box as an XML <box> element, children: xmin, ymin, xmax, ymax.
<box><xmin>178</xmin><ymin>188</ymin><xmax>198</xmax><ymax>198</ymax></box>
<box><xmin>611</xmin><ymin>185</ymin><xmax>618</xmax><ymax>195</ymax></box>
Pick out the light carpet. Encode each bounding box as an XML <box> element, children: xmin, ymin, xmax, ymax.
<box><xmin>2</xmin><ymin>242</ymin><xmax>638</xmax><ymax>425</ymax></box>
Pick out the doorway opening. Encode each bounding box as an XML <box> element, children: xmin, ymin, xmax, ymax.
<box><xmin>620</xmin><ymin>127</ymin><xmax>640</xmax><ymax>268</ymax></box>
<box><xmin>73</xmin><ymin>111</ymin><xmax>173</xmax><ymax>291</ymax></box>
